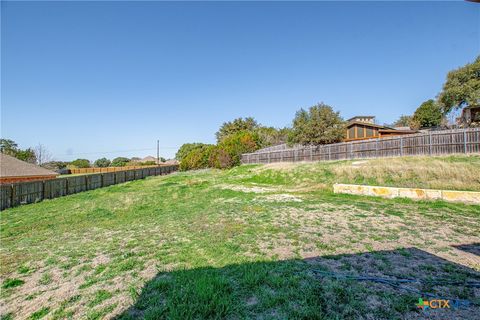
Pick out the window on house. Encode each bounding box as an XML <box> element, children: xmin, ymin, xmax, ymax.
<box><xmin>357</xmin><ymin>126</ymin><xmax>364</xmax><ymax>137</ymax></box>
<box><xmin>349</xmin><ymin>127</ymin><xmax>355</xmax><ymax>138</ymax></box>
<box><xmin>366</xmin><ymin>128</ymin><xmax>373</xmax><ymax>137</ymax></box>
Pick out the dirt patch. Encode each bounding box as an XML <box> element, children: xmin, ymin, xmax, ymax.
<box><xmin>218</xmin><ymin>184</ymin><xmax>278</xmax><ymax>193</ymax></box>
<box><xmin>257</xmin><ymin>194</ymin><xmax>303</xmax><ymax>202</ymax></box>
<box><xmin>257</xmin><ymin>162</ymin><xmax>299</xmax><ymax>171</ymax></box>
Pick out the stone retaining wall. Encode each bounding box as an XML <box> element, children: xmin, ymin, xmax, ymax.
<box><xmin>333</xmin><ymin>184</ymin><xmax>480</xmax><ymax>205</ymax></box>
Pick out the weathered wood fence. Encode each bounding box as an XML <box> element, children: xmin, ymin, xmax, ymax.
<box><xmin>69</xmin><ymin>165</ymin><xmax>161</xmax><ymax>174</ymax></box>
<box><xmin>241</xmin><ymin>128</ymin><xmax>480</xmax><ymax>164</ymax></box>
<box><xmin>0</xmin><ymin>165</ymin><xmax>178</xmax><ymax>211</ymax></box>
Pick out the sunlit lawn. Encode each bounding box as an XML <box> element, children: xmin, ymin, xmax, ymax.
<box><xmin>1</xmin><ymin>156</ymin><xmax>479</xmax><ymax>319</ymax></box>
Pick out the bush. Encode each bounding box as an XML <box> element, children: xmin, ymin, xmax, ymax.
<box><xmin>179</xmin><ymin>145</ymin><xmax>215</xmax><ymax>171</ymax></box>
<box><xmin>213</xmin><ymin>131</ymin><xmax>261</xmax><ymax>168</ymax></box>
<box><xmin>208</xmin><ymin>147</ymin><xmax>234</xmax><ymax>169</ymax></box>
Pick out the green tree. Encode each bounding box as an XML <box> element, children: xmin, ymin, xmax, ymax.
<box><xmin>438</xmin><ymin>56</ymin><xmax>480</xmax><ymax>115</ymax></box>
<box><xmin>392</xmin><ymin>115</ymin><xmax>412</xmax><ymax>128</ymax></box>
<box><xmin>288</xmin><ymin>103</ymin><xmax>346</xmax><ymax>145</ymax></box>
<box><xmin>0</xmin><ymin>139</ymin><xmax>18</xmax><ymax>155</ymax></box>
<box><xmin>176</xmin><ymin>143</ymin><xmax>212</xmax><ymax>161</ymax></box>
<box><xmin>94</xmin><ymin>158</ymin><xmax>111</xmax><ymax>167</ymax></box>
<box><xmin>411</xmin><ymin>100</ymin><xmax>443</xmax><ymax>129</ymax></box>
<box><xmin>42</xmin><ymin>161</ymin><xmax>68</xmax><ymax>170</ymax></box>
<box><xmin>111</xmin><ymin>157</ymin><xmax>130</xmax><ymax>167</ymax></box>
<box><xmin>70</xmin><ymin>159</ymin><xmax>91</xmax><ymax>168</ymax></box>
<box><xmin>215</xmin><ymin>117</ymin><xmax>260</xmax><ymax>142</ymax></box>
<box><xmin>15</xmin><ymin>148</ymin><xmax>37</xmax><ymax>164</ymax></box>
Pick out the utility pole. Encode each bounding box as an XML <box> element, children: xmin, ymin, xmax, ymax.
<box><xmin>157</xmin><ymin>140</ymin><xmax>160</xmax><ymax>165</ymax></box>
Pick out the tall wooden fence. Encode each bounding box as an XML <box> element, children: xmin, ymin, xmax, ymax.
<box><xmin>69</xmin><ymin>165</ymin><xmax>162</xmax><ymax>174</ymax></box>
<box><xmin>241</xmin><ymin>128</ymin><xmax>480</xmax><ymax>164</ymax></box>
<box><xmin>0</xmin><ymin>165</ymin><xmax>178</xmax><ymax>211</ymax></box>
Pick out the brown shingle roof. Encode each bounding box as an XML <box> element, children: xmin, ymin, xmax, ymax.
<box><xmin>0</xmin><ymin>153</ymin><xmax>58</xmax><ymax>178</ymax></box>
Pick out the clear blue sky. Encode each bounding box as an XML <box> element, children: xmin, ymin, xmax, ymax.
<box><xmin>2</xmin><ymin>1</ymin><xmax>479</xmax><ymax>161</ymax></box>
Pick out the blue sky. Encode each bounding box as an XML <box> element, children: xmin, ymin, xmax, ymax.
<box><xmin>1</xmin><ymin>1</ymin><xmax>479</xmax><ymax>160</ymax></box>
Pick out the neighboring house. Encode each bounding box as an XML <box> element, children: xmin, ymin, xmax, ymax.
<box><xmin>163</xmin><ymin>159</ymin><xmax>179</xmax><ymax>165</ymax></box>
<box><xmin>457</xmin><ymin>106</ymin><xmax>480</xmax><ymax>127</ymax></box>
<box><xmin>345</xmin><ymin>116</ymin><xmax>417</xmax><ymax>142</ymax></box>
<box><xmin>131</xmin><ymin>156</ymin><xmax>162</xmax><ymax>164</ymax></box>
<box><xmin>0</xmin><ymin>153</ymin><xmax>58</xmax><ymax>184</ymax></box>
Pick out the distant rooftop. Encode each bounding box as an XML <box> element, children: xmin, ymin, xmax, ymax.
<box><xmin>0</xmin><ymin>153</ymin><xmax>58</xmax><ymax>178</ymax></box>
<box><xmin>347</xmin><ymin>116</ymin><xmax>376</xmax><ymax>124</ymax></box>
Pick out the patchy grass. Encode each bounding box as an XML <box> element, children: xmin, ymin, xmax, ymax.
<box><xmin>1</xmin><ymin>155</ymin><xmax>479</xmax><ymax>319</ymax></box>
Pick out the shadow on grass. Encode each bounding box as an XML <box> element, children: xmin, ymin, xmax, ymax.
<box><xmin>116</xmin><ymin>246</ymin><xmax>480</xmax><ymax>320</ymax></box>
<box><xmin>452</xmin><ymin>243</ymin><xmax>480</xmax><ymax>257</ymax></box>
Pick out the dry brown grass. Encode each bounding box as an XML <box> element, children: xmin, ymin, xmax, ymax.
<box><xmin>329</xmin><ymin>155</ymin><xmax>480</xmax><ymax>191</ymax></box>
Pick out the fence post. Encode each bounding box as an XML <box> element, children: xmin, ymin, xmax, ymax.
<box><xmin>10</xmin><ymin>184</ymin><xmax>15</xmax><ymax>208</ymax></box>
<box><xmin>464</xmin><ymin>130</ymin><xmax>467</xmax><ymax>154</ymax></box>
<box><xmin>42</xmin><ymin>181</ymin><xmax>46</xmax><ymax>201</ymax></box>
<box><xmin>328</xmin><ymin>146</ymin><xmax>331</xmax><ymax>161</ymax></box>
<box><xmin>101</xmin><ymin>174</ymin><xmax>104</xmax><ymax>188</ymax></box>
<box><xmin>375</xmin><ymin>140</ymin><xmax>379</xmax><ymax>158</ymax></box>
<box><xmin>268</xmin><ymin>152</ymin><xmax>270</xmax><ymax>163</ymax></box>
<box><xmin>400</xmin><ymin>137</ymin><xmax>403</xmax><ymax>156</ymax></box>
<box><xmin>429</xmin><ymin>133</ymin><xmax>432</xmax><ymax>155</ymax></box>
<box><xmin>310</xmin><ymin>146</ymin><xmax>313</xmax><ymax>162</ymax></box>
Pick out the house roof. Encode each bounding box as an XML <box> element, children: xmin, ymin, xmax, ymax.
<box><xmin>347</xmin><ymin>121</ymin><xmax>390</xmax><ymax>129</ymax></box>
<box><xmin>0</xmin><ymin>153</ymin><xmax>58</xmax><ymax>178</ymax></box>
<box><xmin>347</xmin><ymin>115</ymin><xmax>375</xmax><ymax>122</ymax></box>
<box><xmin>379</xmin><ymin>129</ymin><xmax>418</xmax><ymax>134</ymax></box>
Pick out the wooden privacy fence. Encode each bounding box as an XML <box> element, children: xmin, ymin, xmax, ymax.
<box><xmin>0</xmin><ymin>165</ymin><xmax>178</xmax><ymax>211</ymax></box>
<box><xmin>69</xmin><ymin>165</ymin><xmax>162</xmax><ymax>174</ymax></box>
<box><xmin>241</xmin><ymin>128</ymin><xmax>480</xmax><ymax>164</ymax></box>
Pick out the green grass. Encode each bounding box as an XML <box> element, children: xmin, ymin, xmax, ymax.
<box><xmin>1</xmin><ymin>155</ymin><xmax>479</xmax><ymax>319</ymax></box>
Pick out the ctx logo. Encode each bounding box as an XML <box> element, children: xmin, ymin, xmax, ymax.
<box><xmin>416</xmin><ymin>298</ymin><xmax>450</xmax><ymax>310</ymax></box>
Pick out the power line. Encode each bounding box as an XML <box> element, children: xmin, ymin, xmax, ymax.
<box><xmin>55</xmin><ymin>146</ymin><xmax>179</xmax><ymax>157</ymax></box>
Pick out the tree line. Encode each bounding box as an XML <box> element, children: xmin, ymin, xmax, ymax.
<box><xmin>0</xmin><ymin>139</ymin><xmax>166</xmax><ymax>171</ymax></box>
<box><xmin>177</xmin><ymin>55</ymin><xmax>479</xmax><ymax>170</ymax></box>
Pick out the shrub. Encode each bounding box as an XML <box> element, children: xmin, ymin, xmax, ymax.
<box><xmin>208</xmin><ymin>147</ymin><xmax>234</xmax><ymax>169</ymax></box>
<box><xmin>179</xmin><ymin>145</ymin><xmax>215</xmax><ymax>171</ymax></box>
<box><xmin>214</xmin><ymin>131</ymin><xmax>261</xmax><ymax>168</ymax></box>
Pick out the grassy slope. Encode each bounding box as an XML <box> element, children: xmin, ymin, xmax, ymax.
<box><xmin>1</xmin><ymin>155</ymin><xmax>479</xmax><ymax>319</ymax></box>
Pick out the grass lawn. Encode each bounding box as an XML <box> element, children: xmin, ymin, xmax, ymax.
<box><xmin>1</xmin><ymin>155</ymin><xmax>479</xmax><ymax>319</ymax></box>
